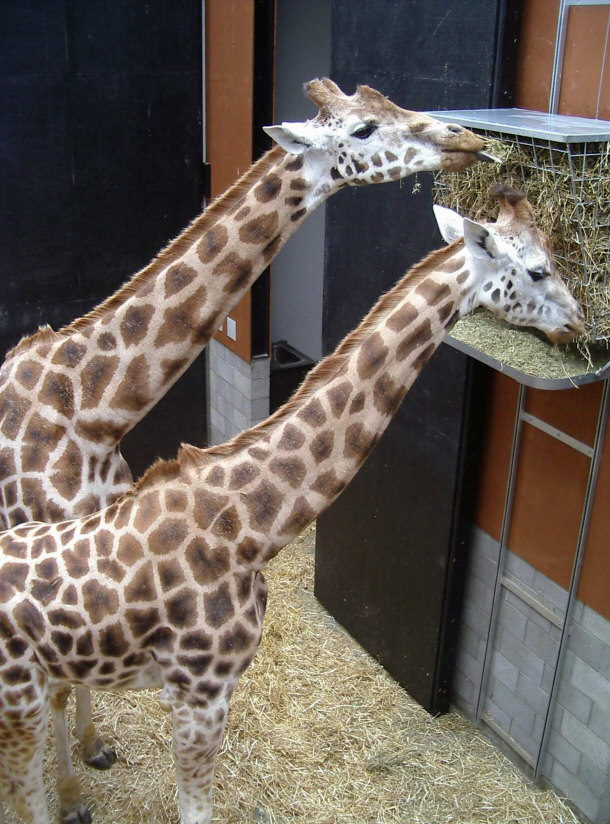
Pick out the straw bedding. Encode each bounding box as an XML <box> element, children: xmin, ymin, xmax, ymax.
<box><xmin>7</xmin><ymin>525</ymin><xmax>580</xmax><ymax>823</ymax></box>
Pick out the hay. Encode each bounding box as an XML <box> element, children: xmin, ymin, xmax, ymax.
<box><xmin>8</xmin><ymin>525</ymin><xmax>580</xmax><ymax>823</ymax></box>
<box><xmin>434</xmin><ymin>134</ymin><xmax>610</xmax><ymax>349</ymax></box>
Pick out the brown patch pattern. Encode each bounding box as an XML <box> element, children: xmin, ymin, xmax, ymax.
<box><xmin>357</xmin><ymin>332</ymin><xmax>388</xmax><ymax>379</ymax></box>
<box><xmin>213</xmin><ymin>252</ymin><xmax>254</xmax><ymax>295</ymax></box>
<box><xmin>396</xmin><ymin>319</ymin><xmax>433</xmax><ymax>361</ymax></box>
<box><xmin>38</xmin><ymin>372</ymin><xmax>74</xmax><ymax>418</ymax></box>
<box><xmin>81</xmin><ymin>355</ymin><xmax>120</xmax><ymax>409</ymax></box>
<box><xmin>111</xmin><ymin>355</ymin><xmax>150</xmax><ymax>412</ymax></box>
<box><xmin>154</xmin><ymin>286</ymin><xmax>208</xmax><ymax>347</ymax></box>
<box><xmin>120</xmin><ymin>305</ymin><xmax>155</xmax><ymax>347</ymax></box>
<box><xmin>197</xmin><ymin>225</ymin><xmax>229</xmax><ymax>263</ymax></box>
<box><xmin>326</xmin><ymin>381</ymin><xmax>352</xmax><ymax>417</ymax></box>
<box><xmin>297</xmin><ymin>398</ymin><xmax>327</xmax><ymax>428</ymax></box>
<box><xmin>238</xmin><ymin>213</ymin><xmax>279</xmax><ymax>245</ymax></box>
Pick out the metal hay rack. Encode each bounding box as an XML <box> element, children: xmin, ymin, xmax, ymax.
<box><xmin>432</xmin><ymin>108</ymin><xmax>610</xmax><ymax>347</ymax></box>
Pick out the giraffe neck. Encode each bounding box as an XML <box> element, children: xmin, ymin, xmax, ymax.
<box><xmin>178</xmin><ymin>241</ymin><xmax>474</xmax><ymax>567</ymax></box>
<box><xmin>11</xmin><ymin>146</ymin><xmax>331</xmax><ymax>445</ymax></box>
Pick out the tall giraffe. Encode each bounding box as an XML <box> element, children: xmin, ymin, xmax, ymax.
<box><xmin>0</xmin><ymin>78</ymin><xmax>490</xmax><ymax>823</ymax></box>
<box><xmin>0</xmin><ymin>186</ymin><xmax>584</xmax><ymax>824</ymax></box>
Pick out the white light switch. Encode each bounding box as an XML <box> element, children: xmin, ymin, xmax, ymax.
<box><xmin>226</xmin><ymin>317</ymin><xmax>237</xmax><ymax>341</ymax></box>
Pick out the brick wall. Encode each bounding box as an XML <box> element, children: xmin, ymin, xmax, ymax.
<box><xmin>207</xmin><ymin>338</ymin><xmax>270</xmax><ymax>446</ymax></box>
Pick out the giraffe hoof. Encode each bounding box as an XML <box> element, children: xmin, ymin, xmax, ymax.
<box><xmin>59</xmin><ymin>804</ymin><xmax>93</xmax><ymax>824</ymax></box>
<box><xmin>84</xmin><ymin>744</ymin><xmax>117</xmax><ymax>770</ymax></box>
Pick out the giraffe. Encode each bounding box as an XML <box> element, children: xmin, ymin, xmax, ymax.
<box><xmin>0</xmin><ymin>185</ymin><xmax>584</xmax><ymax>824</ymax></box>
<box><xmin>0</xmin><ymin>78</ymin><xmax>491</xmax><ymax>823</ymax></box>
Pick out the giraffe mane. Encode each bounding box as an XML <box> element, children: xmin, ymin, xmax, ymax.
<box><xmin>62</xmin><ymin>145</ymin><xmax>287</xmax><ymax>336</ymax></box>
<box><xmin>4</xmin><ymin>145</ymin><xmax>288</xmax><ymax>362</ymax></box>
<box><xmin>4</xmin><ymin>324</ymin><xmax>59</xmax><ymax>360</ymax></box>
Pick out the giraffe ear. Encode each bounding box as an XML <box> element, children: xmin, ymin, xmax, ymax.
<box><xmin>463</xmin><ymin>218</ymin><xmax>500</xmax><ymax>260</ymax></box>
<box><xmin>432</xmin><ymin>204</ymin><xmax>465</xmax><ymax>245</ymax></box>
<box><xmin>263</xmin><ymin>122</ymin><xmax>317</xmax><ymax>154</ymax></box>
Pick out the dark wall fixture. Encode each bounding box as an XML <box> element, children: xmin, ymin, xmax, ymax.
<box><xmin>315</xmin><ymin>0</ymin><xmax>520</xmax><ymax>714</ymax></box>
<box><xmin>0</xmin><ymin>2</ymin><xmax>204</xmax><ymax>477</ymax></box>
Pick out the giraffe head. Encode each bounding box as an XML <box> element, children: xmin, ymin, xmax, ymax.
<box><xmin>263</xmin><ymin>78</ymin><xmax>491</xmax><ymax>198</ymax></box>
<box><xmin>434</xmin><ymin>184</ymin><xmax>585</xmax><ymax>344</ymax></box>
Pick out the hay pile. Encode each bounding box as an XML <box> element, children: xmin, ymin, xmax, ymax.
<box><xmin>450</xmin><ymin>310</ymin><xmax>610</xmax><ymax>382</ymax></box>
<box><xmin>9</xmin><ymin>525</ymin><xmax>580</xmax><ymax>824</ymax></box>
<box><xmin>435</xmin><ymin>134</ymin><xmax>610</xmax><ymax>348</ymax></box>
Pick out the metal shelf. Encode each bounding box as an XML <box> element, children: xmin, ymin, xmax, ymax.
<box><xmin>431</xmin><ymin>107</ymin><xmax>610</xmax><ymax>143</ymax></box>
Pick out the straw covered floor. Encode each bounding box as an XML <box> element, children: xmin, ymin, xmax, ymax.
<box><xmin>6</xmin><ymin>525</ymin><xmax>581</xmax><ymax>823</ymax></box>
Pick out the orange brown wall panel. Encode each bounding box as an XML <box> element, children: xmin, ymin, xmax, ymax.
<box><xmin>205</xmin><ymin>0</ymin><xmax>254</xmax><ymax>361</ymax></box>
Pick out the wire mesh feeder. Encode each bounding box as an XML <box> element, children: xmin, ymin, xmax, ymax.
<box><xmin>431</xmin><ymin>108</ymin><xmax>610</xmax><ymax>349</ymax></box>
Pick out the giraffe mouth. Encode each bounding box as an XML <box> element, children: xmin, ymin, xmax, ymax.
<box><xmin>441</xmin><ymin>149</ymin><xmax>501</xmax><ymax>171</ymax></box>
<box><xmin>474</xmin><ymin>150</ymin><xmax>502</xmax><ymax>163</ymax></box>
<box><xmin>546</xmin><ymin>321</ymin><xmax>585</xmax><ymax>345</ymax></box>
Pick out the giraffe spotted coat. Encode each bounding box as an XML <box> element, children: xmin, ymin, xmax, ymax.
<box><xmin>0</xmin><ymin>78</ymin><xmax>488</xmax><ymax>824</ymax></box>
<box><xmin>0</xmin><ymin>186</ymin><xmax>583</xmax><ymax>824</ymax></box>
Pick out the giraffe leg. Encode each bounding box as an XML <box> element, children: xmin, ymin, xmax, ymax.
<box><xmin>74</xmin><ymin>686</ymin><xmax>117</xmax><ymax>770</ymax></box>
<box><xmin>0</xmin><ymin>671</ymin><xmax>52</xmax><ymax>824</ymax></box>
<box><xmin>170</xmin><ymin>691</ymin><xmax>232</xmax><ymax>824</ymax></box>
<box><xmin>49</xmin><ymin>686</ymin><xmax>92</xmax><ymax>824</ymax></box>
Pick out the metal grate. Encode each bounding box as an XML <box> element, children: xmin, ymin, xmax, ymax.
<box><xmin>431</xmin><ymin>110</ymin><xmax>610</xmax><ymax>345</ymax></box>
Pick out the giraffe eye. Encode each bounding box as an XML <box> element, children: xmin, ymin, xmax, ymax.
<box><xmin>527</xmin><ymin>268</ymin><xmax>549</xmax><ymax>283</ymax></box>
<box><xmin>351</xmin><ymin>123</ymin><xmax>377</xmax><ymax>140</ymax></box>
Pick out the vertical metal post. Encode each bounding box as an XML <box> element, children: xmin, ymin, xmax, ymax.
<box><xmin>550</xmin><ymin>0</ymin><xmax>569</xmax><ymax>113</ymax></box>
<box><xmin>475</xmin><ymin>384</ymin><xmax>528</xmax><ymax>724</ymax></box>
<box><xmin>201</xmin><ymin>0</ymin><xmax>206</xmax><ymax>165</ymax></box>
<box><xmin>534</xmin><ymin>379</ymin><xmax>610</xmax><ymax>781</ymax></box>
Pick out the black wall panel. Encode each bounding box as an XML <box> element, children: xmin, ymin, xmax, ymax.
<box><xmin>316</xmin><ymin>0</ymin><xmax>510</xmax><ymax>713</ymax></box>
<box><xmin>0</xmin><ymin>1</ymin><xmax>204</xmax><ymax>477</ymax></box>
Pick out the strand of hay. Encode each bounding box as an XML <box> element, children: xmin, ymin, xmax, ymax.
<box><xmin>9</xmin><ymin>525</ymin><xmax>580</xmax><ymax>823</ymax></box>
<box><xmin>434</xmin><ymin>134</ymin><xmax>610</xmax><ymax>351</ymax></box>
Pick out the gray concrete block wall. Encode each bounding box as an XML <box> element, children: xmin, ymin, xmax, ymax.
<box><xmin>207</xmin><ymin>338</ymin><xmax>270</xmax><ymax>446</ymax></box>
<box><xmin>454</xmin><ymin>526</ymin><xmax>610</xmax><ymax>824</ymax></box>
<box><xmin>485</xmin><ymin>591</ymin><xmax>561</xmax><ymax>763</ymax></box>
<box><xmin>545</xmin><ymin>600</ymin><xmax>610</xmax><ymax>823</ymax></box>
<box><xmin>452</xmin><ymin>528</ymin><xmax>499</xmax><ymax>718</ymax></box>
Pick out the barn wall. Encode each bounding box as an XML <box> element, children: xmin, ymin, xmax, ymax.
<box><xmin>456</xmin><ymin>374</ymin><xmax>610</xmax><ymax>822</ymax></box>
<box><xmin>315</xmin><ymin>0</ymin><xmax>506</xmax><ymax>715</ymax></box>
<box><xmin>452</xmin><ymin>2</ymin><xmax>610</xmax><ymax>819</ymax></box>
<box><xmin>0</xmin><ymin>1</ymin><xmax>205</xmax><ymax>479</ymax></box>
<box><xmin>475</xmin><ymin>377</ymin><xmax>610</xmax><ymax>621</ymax></box>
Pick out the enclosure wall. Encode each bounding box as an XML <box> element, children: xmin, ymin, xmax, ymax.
<box><xmin>0</xmin><ymin>1</ymin><xmax>206</xmax><ymax>477</ymax></box>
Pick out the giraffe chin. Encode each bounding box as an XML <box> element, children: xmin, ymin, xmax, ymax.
<box><xmin>441</xmin><ymin>150</ymin><xmax>491</xmax><ymax>171</ymax></box>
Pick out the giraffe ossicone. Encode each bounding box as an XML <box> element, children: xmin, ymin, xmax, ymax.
<box><xmin>0</xmin><ymin>185</ymin><xmax>583</xmax><ymax>824</ymax></box>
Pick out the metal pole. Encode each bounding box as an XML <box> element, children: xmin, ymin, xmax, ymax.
<box><xmin>534</xmin><ymin>379</ymin><xmax>610</xmax><ymax>781</ymax></box>
<box><xmin>201</xmin><ymin>0</ymin><xmax>206</xmax><ymax>165</ymax></box>
<box><xmin>475</xmin><ymin>384</ymin><xmax>528</xmax><ymax>724</ymax></box>
<box><xmin>550</xmin><ymin>0</ymin><xmax>569</xmax><ymax>114</ymax></box>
